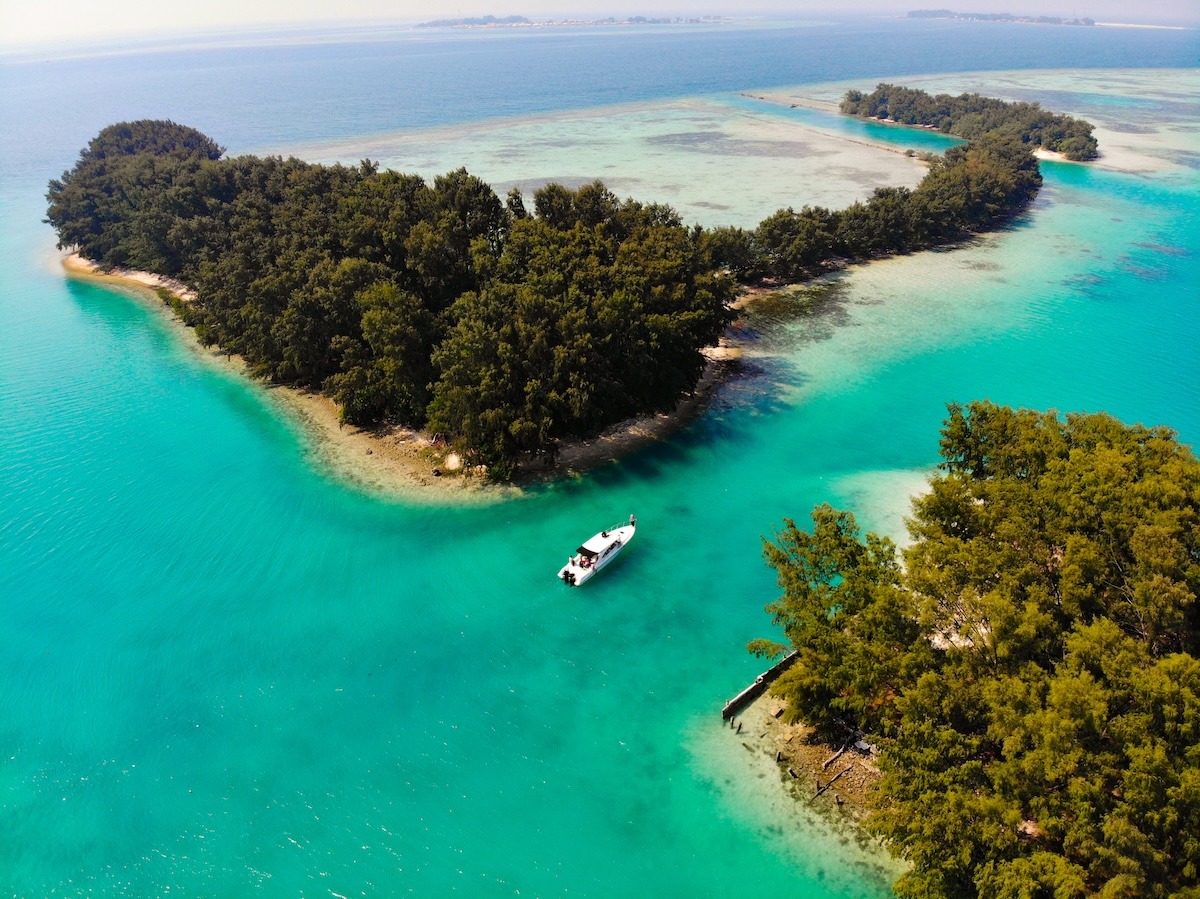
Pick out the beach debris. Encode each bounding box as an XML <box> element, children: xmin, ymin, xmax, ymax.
<box><xmin>822</xmin><ymin>741</ymin><xmax>851</xmax><ymax>770</ymax></box>
<box><xmin>815</xmin><ymin>765</ymin><xmax>854</xmax><ymax>799</ymax></box>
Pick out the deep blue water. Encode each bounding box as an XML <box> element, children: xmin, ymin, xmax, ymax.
<box><xmin>1</xmin><ymin>19</ymin><xmax>1198</xmax><ymax>897</ymax></box>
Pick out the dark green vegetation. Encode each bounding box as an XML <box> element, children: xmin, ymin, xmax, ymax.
<box><xmin>711</xmin><ymin>133</ymin><xmax>1042</xmax><ymax>283</ymax></box>
<box><xmin>46</xmin><ymin>121</ymin><xmax>733</xmax><ymax>477</ymax></box>
<box><xmin>47</xmin><ymin>96</ymin><xmax>1081</xmax><ymax>475</ymax></box>
<box><xmin>841</xmin><ymin>83</ymin><xmax>1099</xmax><ymax>161</ymax></box>
<box><xmin>752</xmin><ymin>402</ymin><xmax>1200</xmax><ymax>898</ymax></box>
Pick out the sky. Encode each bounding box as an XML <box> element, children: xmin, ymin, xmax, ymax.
<box><xmin>1</xmin><ymin>0</ymin><xmax>1195</xmax><ymax>49</ymax></box>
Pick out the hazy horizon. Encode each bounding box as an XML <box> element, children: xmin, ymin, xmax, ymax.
<box><xmin>2</xmin><ymin>1</ymin><xmax>1196</xmax><ymax>51</ymax></box>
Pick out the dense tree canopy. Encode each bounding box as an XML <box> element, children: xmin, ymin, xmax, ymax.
<box><xmin>47</xmin><ymin>98</ymin><xmax>1086</xmax><ymax>475</ymax></box>
<box><xmin>753</xmin><ymin>402</ymin><xmax>1200</xmax><ymax>898</ymax></box>
<box><xmin>46</xmin><ymin>121</ymin><xmax>734</xmax><ymax>476</ymax></box>
<box><xmin>841</xmin><ymin>83</ymin><xmax>1099</xmax><ymax>161</ymax></box>
<box><xmin>44</xmin><ymin>120</ymin><xmax>224</xmax><ymax>270</ymax></box>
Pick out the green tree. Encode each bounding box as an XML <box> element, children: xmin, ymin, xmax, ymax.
<box><xmin>46</xmin><ymin>120</ymin><xmax>223</xmax><ymax>268</ymax></box>
<box><xmin>753</xmin><ymin>402</ymin><xmax>1200</xmax><ymax>898</ymax></box>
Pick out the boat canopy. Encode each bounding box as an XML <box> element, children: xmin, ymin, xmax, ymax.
<box><xmin>577</xmin><ymin>545</ymin><xmax>599</xmax><ymax>559</ymax></box>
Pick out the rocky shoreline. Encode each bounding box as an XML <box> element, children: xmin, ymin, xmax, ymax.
<box><xmin>726</xmin><ymin>692</ymin><xmax>882</xmax><ymax>823</ymax></box>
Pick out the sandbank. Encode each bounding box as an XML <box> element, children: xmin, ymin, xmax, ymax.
<box><xmin>1095</xmin><ymin>22</ymin><xmax>1188</xmax><ymax>30</ymax></box>
<box><xmin>62</xmin><ymin>253</ymin><xmax>737</xmax><ymax>503</ymax></box>
<box><xmin>1033</xmin><ymin>148</ymin><xmax>1072</xmax><ymax>163</ymax></box>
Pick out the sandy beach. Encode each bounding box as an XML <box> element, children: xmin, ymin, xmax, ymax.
<box><xmin>62</xmin><ymin>253</ymin><xmax>739</xmax><ymax>503</ymax></box>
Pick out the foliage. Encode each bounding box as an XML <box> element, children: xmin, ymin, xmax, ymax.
<box><xmin>428</xmin><ymin>210</ymin><xmax>733</xmax><ymax>474</ymax></box>
<box><xmin>45</xmin><ymin>120</ymin><xmax>223</xmax><ymax>270</ymax></box>
<box><xmin>45</xmin><ymin>124</ymin><xmax>732</xmax><ymax>475</ymax></box>
<box><xmin>46</xmin><ymin>93</ymin><xmax>1085</xmax><ymax>473</ymax></box>
<box><xmin>746</xmin><ymin>133</ymin><xmax>1043</xmax><ymax>282</ymax></box>
<box><xmin>754</xmin><ymin>402</ymin><xmax>1200</xmax><ymax>898</ymax></box>
<box><xmin>841</xmin><ymin>83</ymin><xmax>1099</xmax><ymax>161</ymax></box>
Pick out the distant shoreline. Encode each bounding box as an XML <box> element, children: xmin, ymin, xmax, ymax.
<box><xmin>1094</xmin><ymin>22</ymin><xmax>1189</xmax><ymax>30</ymax></box>
<box><xmin>907</xmin><ymin>11</ymin><xmax>1188</xmax><ymax>30</ymax></box>
<box><xmin>415</xmin><ymin>15</ymin><xmax>729</xmax><ymax>30</ymax></box>
<box><xmin>62</xmin><ymin>253</ymin><xmax>740</xmax><ymax>503</ymax></box>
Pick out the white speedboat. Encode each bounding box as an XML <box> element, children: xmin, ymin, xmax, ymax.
<box><xmin>558</xmin><ymin>515</ymin><xmax>636</xmax><ymax>586</ymax></box>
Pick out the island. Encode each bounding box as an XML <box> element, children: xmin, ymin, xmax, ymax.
<box><xmin>415</xmin><ymin>15</ymin><xmax>531</xmax><ymax>28</ymax></box>
<box><xmin>909</xmin><ymin>9</ymin><xmax>1096</xmax><ymax>26</ymax></box>
<box><xmin>746</xmin><ymin>400</ymin><xmax>1200</xmax><ymax>898</ymax></box>
<box><xmin>415</xmin><ymin>15</ymin><xmax>726</xmax><ymax>29</ymax></box>
<box><xmin>840</xmin><ymin>83</ymin><xmax>1099</xmax><ymax>160</ymax></box>
<box><xmin>45</xmin><ymin>89</ymin><xmax>1082</xmax><ymax>486</ymax></box>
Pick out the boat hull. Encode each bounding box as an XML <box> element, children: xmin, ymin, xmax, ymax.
<box><xmin>558</xmin><ymin>521</ymin><xmax>635</xmax><ymax>586</ymax></box>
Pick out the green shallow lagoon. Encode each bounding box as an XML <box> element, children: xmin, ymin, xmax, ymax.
<box><xmin>1</xmin><ymin>25</ymin><xmax>1198</xmax><ymax>897</ymax></box>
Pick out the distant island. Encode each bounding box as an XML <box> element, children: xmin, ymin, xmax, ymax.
<box><xmin>909</xmin><ymin>9</ymin><xmax>1096</xmax><ymax>26</ymax></box>
<box><xmin>415</xmin><ymin>15</ymin><xmax>530</xmax><ymax>28</ymax></box>
<box><xmin>416</xmin><ymin>15</ymin><xmax>726</xmax><ymax>29</ymax></box>
<box><xmin>46</xmin><ymin>89</ymin><xmax>1090</xmax><ymax>481</ymax></box>
<box><xmin>841</xmin><ymin>83</ymin><xmax>1098</xmax><ymax>160</ymax></box>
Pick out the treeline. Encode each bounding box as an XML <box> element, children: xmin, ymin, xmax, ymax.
<box><xmin>708</xmin><ymin>132</ymin><xmax>1042</xmax><ymax>282</ymax></box>
<box><xmin>46</xmin><ymin>103</ymin><xmax>1064</xmax><ymax>475</ymax></box>
<box><xmin>752</xmin><ymin>402</ymin><xmax>1200</xmax><ymax>898</ymax></box>
<box><xmin>46</xmin><ymin>121</ymin><xmax>733</xmax><ymax>477</ymax></box>
<box><xmin>841</xmin><ymin>83</ymin><xmax>1099</xmax><ymax>160</ymax></box>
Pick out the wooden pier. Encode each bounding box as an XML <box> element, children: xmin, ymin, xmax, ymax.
<box><xmin>721</xmin><ymin>651</ymin><xmax>799</xmax><ymax>720</ymax></box>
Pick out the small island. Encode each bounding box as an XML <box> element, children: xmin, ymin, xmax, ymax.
<box><xmin>46</xmin><ymin>89</ymin><xmax>1085</xmax><ymax>486</ymax></box>
<box><xmin>909</xmin><ymin>9</ymin><xmax>1096</xmax><ymax>26</ymax></box>
<box><xmin>415</xmin><ymin>15</ymin><xmax>531</xmax><ymax>28</ymax></box>
<box><xmin>415</xmin><ymin>14</ymin><xmax>726</xmax><ymax>29</ymax></box>
<box><xmin>841</xmin><ymin>83</ymin><xmax>1098</xmax><ymax>160</ymax></box>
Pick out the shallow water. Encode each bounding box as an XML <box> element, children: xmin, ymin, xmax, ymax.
<box><xmin>292</xmin><ymin>96</ymin><xmax>932</xmax><ymax>229</ymax></box>
<box><xmin>1</xmin><ymin>20</ymin><xmax>1198</xmax><ymax>896</ymax></box>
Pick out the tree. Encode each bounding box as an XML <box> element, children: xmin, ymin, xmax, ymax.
<box><xmin>753</xmin><ymin>402</ymin><xmax>1200</xmax><ymax>898</ymax></box>
<box><xmin>45</xmin><ymin>120</ymin><xmax>224</xmax><ymax>267</ymax></box>
<box><xmin>754</xmin><ymin>505</ymin><xmax>934</xmax><ymax>739</ymax></box>
<box><xmin>48</xmin><ymin>95</ymin><xmax>1082</xmax><ymax>479</ymax></box>
<box><xmin>841</xmin><ymin>84</ymin><xmax>1098</xmax><ymax>160</ymax></box>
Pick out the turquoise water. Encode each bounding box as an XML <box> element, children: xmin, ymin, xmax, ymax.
<box><xmin>2</xmin><ymin>21</ymin><xmax>1199</xmax><ymax>896</ymax></box>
